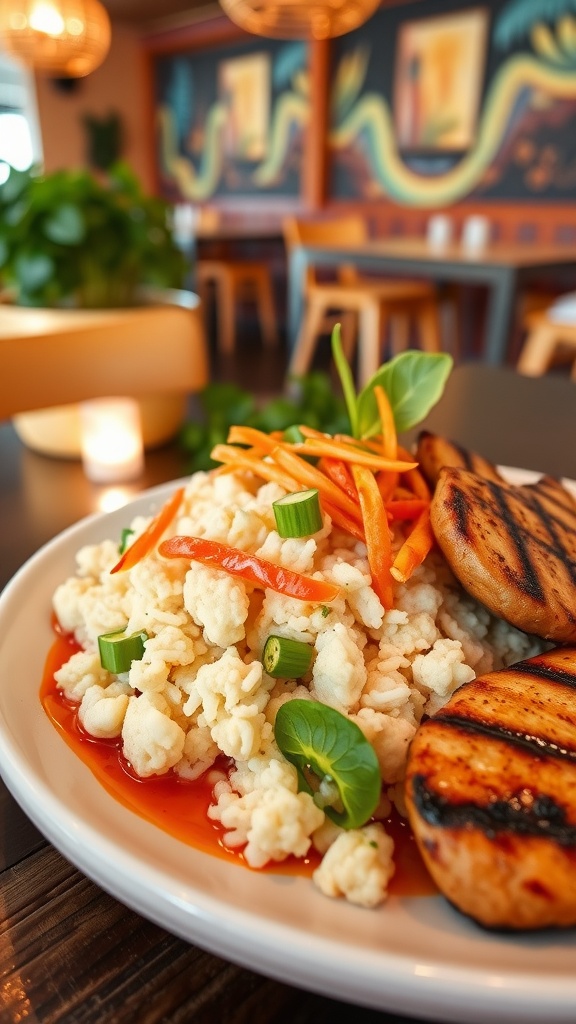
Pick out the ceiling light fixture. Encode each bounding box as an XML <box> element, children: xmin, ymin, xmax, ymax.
<box><xmin>0</xmin><ymin>0</ymin><xmax>111</xmax><ymax>77</ymax></box>
<box><xmin>218</xmin><ymin>0</ymin><xmax>380</xmax><ymax>40</ymax></box>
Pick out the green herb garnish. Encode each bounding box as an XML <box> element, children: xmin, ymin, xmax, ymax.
<box><xmin>274</xmin><ymin>699</ymin><xmax>381</xmax><ymax>829</ymax></box>
<box><xmin>331</xmin><ymin>324</ymin><xmax>453</xmax><ymax>440</ymax></box>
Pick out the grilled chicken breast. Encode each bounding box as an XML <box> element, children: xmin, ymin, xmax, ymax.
<box><xmin>405</xmin><ymin>647</ymin><xmax>576</xmax><ymax>930</ymax></box>
<box><xmin>416</xmin><ymin>431</ymin><xmax>504</xmax><ymax>487</ymax></box>
<box><xmin>430</xmin><ymin>468</ymin><xmax>576</xmax><ymax>643</ymax></box>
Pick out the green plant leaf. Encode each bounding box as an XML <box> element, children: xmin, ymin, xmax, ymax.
<box><xmin>14</xmin><ymin>252</ymin><xmax>55</xmax><ymax>291</ymax></box>
<box><xmin>43</xmin><ymin>203</ymin><xmax>85</xmax><ymax>245</ymax></box>
<box><xmin>274</xmin><ymin>699</ymin><xmax>381</xmax><ymax>830</ymax></box>
<box><xmin>357</xmin><ymin>351</ymin><xmax>453</xmax><ymax>437</ymax></box>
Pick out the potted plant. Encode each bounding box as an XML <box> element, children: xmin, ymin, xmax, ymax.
<box><xmin>0</xmin><ymin>162</ymin><xmax>197</xmax><ymax>454</ymax></box>
<box><xmin>0</xmin><ymin>161</ymin><xmax>186</xmax><ymax>308</ymax></box>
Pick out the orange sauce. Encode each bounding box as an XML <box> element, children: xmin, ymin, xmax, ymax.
<box><xmin>41</xmin><ymin>630</ymin><xmax>436</xmax><ymax>897</ymax></box>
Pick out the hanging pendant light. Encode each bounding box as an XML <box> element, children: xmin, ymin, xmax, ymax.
<box><xmin>219</xmin><ymin>0</ymin><xmax>380</xmax><ymax>40</ymax></box>
<box><xmin>0</xmin><ymin>0</ymin><xmax>111</xmax><ymax>77</ymax></box>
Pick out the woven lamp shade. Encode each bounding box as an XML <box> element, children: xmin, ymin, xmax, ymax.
<box><xmin>219</xmin><ymin>0</ymin><xmax>380</xmax><ymax>39</ymax></box>
<box><xmin>0</xmin><ymin>0</ymin><xmax>111</xmax><ymax>77</ymax></box>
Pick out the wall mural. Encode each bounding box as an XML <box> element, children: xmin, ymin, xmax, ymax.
<box><xmin>154</xmin><ymin>38</ymin><xmax>309</xmax><ymax>200</ymax></box>
<box><xmin>329</xmin><ymin>0</ymin><xmax>576</xmax><ymax>206</ymax></box>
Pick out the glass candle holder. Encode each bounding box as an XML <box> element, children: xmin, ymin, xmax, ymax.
<box><xmin>80</xmin><ymin>397</ymin><xmax>144</xmax><ymax>483</ymax></box>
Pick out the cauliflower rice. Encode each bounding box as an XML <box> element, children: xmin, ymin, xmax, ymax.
<box><xmin>52</xmin><ymin>469</ymin><xmax>544</xmax><ymax>909</ymax></box>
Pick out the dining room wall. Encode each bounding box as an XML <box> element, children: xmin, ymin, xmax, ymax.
<box><xmin>143</xmin><ymin>0</ymin><xmax>576</xmax><ymax>242</ymax></box>
<box><xmin>35</xmin><ymin>21</ymin><xmax>154</xmax><ymax>189</ymax></box>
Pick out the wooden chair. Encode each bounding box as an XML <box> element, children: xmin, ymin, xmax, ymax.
<box><xmin>195</xmin><ymin>207</ymin><xmax>279</xmax><ymax>355</ymax></box>
<box><xmin>517</xmin><ymin>301</ymin><xmax>576</xmax><ymax>380</ymax></box>
<box><xmin>283</xmin><ymin>216</ymin><xmax>442</xmax><ymax>388</ymax></box>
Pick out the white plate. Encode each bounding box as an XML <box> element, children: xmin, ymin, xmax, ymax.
<box><xmin>0</xmin><ymin>472</ymin><xmax>575</xmax><ymax>1024</ymax></box>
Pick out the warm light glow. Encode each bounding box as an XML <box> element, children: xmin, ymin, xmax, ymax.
<box><xmin>29</xmin><ymin>1</ymin><xmax>65</xmax><ymax>35</ymax></box>
<box><xmin>80</xmin><ymin>398</ymin><xmax>144</xmax><ymax>484</ymax></box>
<box><xmin>0</xmin><ymin>0</ymin><xmax>111</xmax><ymax>77</ymax></box>
<box><xmin>219</xmin><ymin>0</ymin><xmax>380</xmax><ymax>40</ymax></box>
<box><xmin>96</xmin><ymin>486</ymin><xmax>139</xmax><ymax>513</ymax></box>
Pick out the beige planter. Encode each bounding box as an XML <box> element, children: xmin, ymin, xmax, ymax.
<box><xmin>2</xmin><ymin>288</ymin><xmax>208</xmax><ymax>457</ymax></box>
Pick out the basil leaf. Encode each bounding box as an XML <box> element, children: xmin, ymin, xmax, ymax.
<box><xmin>357</xmin><ymin>351</ymin><xmax>453</xmax><ymax>437</ymax></box>
<box><xmin>274</xmin><ymin>699</ymin><xmax>381</xmax><ymax>830</ymax></box>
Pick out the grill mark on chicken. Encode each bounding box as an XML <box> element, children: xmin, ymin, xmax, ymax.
<box><xmin>432</xmin><ymin>466</ymin><xmax>576</xmax><ymax>640</ymax></box>
<box><xmin>450</xmin><ymin>485</ymin><xmax>471</xmax><ymax>539</ymax></box>
<box><xmin>521</xmin><ymin>491</ymin><xmax>576</xmax><ymax>587</ymax></box>
<box><xmin>486</xmin><ymin>479</ymin><xmax>545</xmax><ymax>602</ymax></box>
<box><xmin>405</xmin><ymin>648</ymin><xmax>576</xmax><ymax>928</ymax></box>
<box><xmin>512</xmin><ymin>659</ymin><xmax>576</xmax><ymax>689</ymax></box>
<box><xmin>411</xmin><ymin>773</ymin><xmax>576</xmax><ymax>845</ymax></box>
<box><xmin>431</xmin><ymin>711</ymin><xmax>576</xmax><ymax>764</ymax></box>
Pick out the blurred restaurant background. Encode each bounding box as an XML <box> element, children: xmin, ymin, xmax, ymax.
<box><xmin>2</xmin><ymin>0</ymin><xmax>576</xmax><ymax>479</ymax></box>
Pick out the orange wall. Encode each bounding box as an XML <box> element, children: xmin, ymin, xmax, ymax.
<box><xmin>34</xmin><ymin>22</ymin><xmax>153</xmax><ymax>190</ymax></box>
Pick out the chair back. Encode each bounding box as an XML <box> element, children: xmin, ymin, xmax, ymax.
<box><xmin>282</xmin><ymin>216</ymin><xmax>370</xmax><ymax>286</ymax></box>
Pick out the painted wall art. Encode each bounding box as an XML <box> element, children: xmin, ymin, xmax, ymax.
<box><xmin>154</xmin><ymin>38</ymin><xmax>309</xmax><ymax>201</ymax></box>
<box><xmin>329</xmin><ymin>0</ymin><xmax>576</xmax><ymax>207</ymax></box>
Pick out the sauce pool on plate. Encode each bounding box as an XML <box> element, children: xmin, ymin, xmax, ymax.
<box><xmin>41</xmin><ymin>630</ymin><xmax>435</xmax><ymax>897</ymax></box>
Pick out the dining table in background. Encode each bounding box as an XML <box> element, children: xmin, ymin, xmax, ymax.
<box><xmin>1</xmin><ymin>364</ymin><xmax>576</xmax><ymax>1024</ymax></box>
<box><xmin>286</xmin><ymin>236</ymin><xmax>576</xmax><ymax>366</ymax></box>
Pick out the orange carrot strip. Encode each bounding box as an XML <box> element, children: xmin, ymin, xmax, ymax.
<box><xmin>385</xmin><ymin>499</ymin><xmax>428</xmax><ymax>521</ymax></box>
<box><xmin>227</xmin><ymin>425</ymin><xmax>278</xmax><ymax>453</ymax></box>
<box><xmin>351</xmin><ymin>465</ymin><xmax>394</xmax><ymax>609</ymax></box>
<box><xmin>395</xmin><ymin>445</ymin><xmax>431</xmax><ymax>501</ymax></box>
<box><xmin>291</xmin><ymin>439</ymin><xmax>416</xmax><ymax>472</ymax></box>
<box><xmin>110</xmin><ymin>486</ymin><xmax>185</xmax><ymax>574</ymax></box>
<box><xmin>391</xmin><ymin>508</ymin><xmax>435</xmax><ymax>583</ymax></box>
<box><xmin>321</xmin><ymin>499</ymin><xmax>365</xmax><ymax>542</ymax></box>
<box><xmin>373</xmin><ymin>385</ymin><xmax>397</xmax><ymax>461</ymax></box>
<box><xmin>271</xmin><ymin>446</ymin><xmax>364</xmax><ymax>523</ymax></box>
<box><xmin>318</xmin><ymin>456</ymin><xmax>358</xmax><ymax>503</ymax></box>
<box><xmin>376</xmin><ymin>470</ymin><xmax>399</xmax><ymax>502</ymax></box>
<box><xmin>210</xmin><ymin>445</ymin><xmax>299</xmax><ymax>491</ymax></box>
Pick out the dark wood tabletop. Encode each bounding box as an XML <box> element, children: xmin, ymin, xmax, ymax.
<box><xmin>1</xmin><ymin>364</ymin><xmax>575</xmax><ymax>1024</ymax></box>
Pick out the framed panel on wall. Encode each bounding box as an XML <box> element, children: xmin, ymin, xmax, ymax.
<box><xmin>152</xmin><ymin>35</ymin><xmax>310</xmax><ymax>203</ymax></box>
<box><xmin>328</xmin><ymin>0</ymin><xmax>576</xmax><ymax>208</ymax></box>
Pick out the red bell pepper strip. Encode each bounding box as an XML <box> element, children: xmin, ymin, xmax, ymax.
<box><xmin>158</xmin><ymin>536</ymin><xmax>341</xmax><ymax>603</ymax></box>
<box><xmin>351</xmin><ymin>465</ymin><xmax>394</xmax><ymax>609</ymax></box>
<box><xmin>385</xmin><ymin>498</ymin><xmax>428</xmax><ymax>521</ymax></box>
<box><xmin>110</xmin><ymin>486</ymin><xmax>185</xmax><ymax>574</ymax></box>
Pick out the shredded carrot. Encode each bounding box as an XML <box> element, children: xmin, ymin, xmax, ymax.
<box><xmin>351</xmin><ymin>465</ymin><xmax>394</xmax><ymax>609</ymax></box>
<box><xmin>291</xmin><ymin>439</ymin><xmax>416</xmax><ymax>473</ymax></box>
<box><xmin>110</xmin><ymin>486</ymin><xmax>185</xmax><ymax>574</ymax></box>
<box><xmin>272</xmin><ymin>446</ymin><xmax>364</xmax><ymax>523</ymax></box>
<box><xmin>321</xmin><ymin>499</ymin><xmax>365</xmax><ymax>541</ymax></box>
<box><xmin>373</xmin><ymin>385</ymin><xmax>397</xmax><ymax>461</ymax></box>
<box><xmin>385</xmin><ymin>499</ymin><xmax>429</xmax><ymax>521</ymax></box>
<box><xmin>376</xmin><ymin>470</ymin><xmax>399</xmax><ymax>503</ymax></box>
<box><xmin>210</xmin><ymin>444</ymin><xmax>299</xmax><ymax>491</ymax></box>
<box><xmin>227</xmin><ymin>425</ymin><xmax>278</xmax><ymax>453</ymax></box>
<box><xmin>391</xmin><ymin>507</ymin><xmax>435</xmax><ymax>583</ymax></box>
<box><xmin>318</xmin><ymin>457</ymin><xmax>358</xmax><ymax>503</ymax></box>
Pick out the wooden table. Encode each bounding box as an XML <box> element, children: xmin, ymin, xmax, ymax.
<box><xmin>1</xmin><ymin>365</ymin><xmax>575</xmax><ymax>1023</ymax></box>
<box><xmin>287</xmin><ymin>237</ymin><xmax>576</xmax><ymax>365</ymax></box>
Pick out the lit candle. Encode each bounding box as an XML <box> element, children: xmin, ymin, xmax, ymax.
<box><xmin>80</xmin><ymin>397</ymin><xmax>144</xmax><ymax>483</ymax></box>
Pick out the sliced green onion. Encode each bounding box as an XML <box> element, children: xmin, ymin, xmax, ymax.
<box><xmin>98</xmin><ymin>628</ymin><xmax>147</xmax><ymax>674</ymax></box>
<box><xmin>273</xmin><ymin>488</ymin><xmax>323</xmax><ymax>538</ymax></box>
<box><xmin>118</xmin><ymin>527</ymin><xmax>135</xmax><ymax>555</ymax></box>
<box><xmin>283</xmin><ymin>425</ymin><xmax>306</xmax><ymax>444</ymax></box>
<box><xmin>262</xmin><ymin>634</ymin><xmax>313</xmax><ymax>678</ymax></box>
